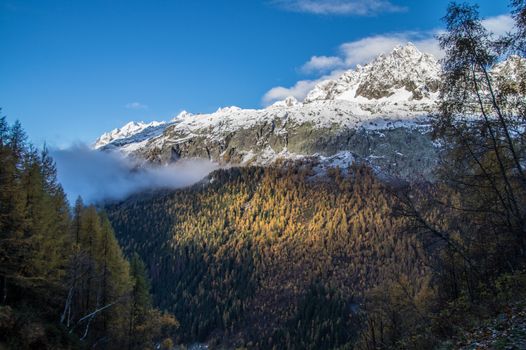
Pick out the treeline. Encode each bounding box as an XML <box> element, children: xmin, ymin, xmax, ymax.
<box><xmin>0</xmin><ymin>118</ymin><xmax>177</xmax><ymax>349</ymax></box>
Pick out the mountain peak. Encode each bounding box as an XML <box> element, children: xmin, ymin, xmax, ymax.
<box><xmin>172</xmin><ymin>110</ymin><xmax>193</xmax><ymax>121</ymax></box>
<box><xmin>269</xmin><ymin>96</ymin><xmax>300</xmax><ymax>108</ymax></box>
<box><xmin>93</xmin><ymin>120</ymin><xmax>166</xmax><ymax>149</ymax></box>
<box><xmin>392</xmin><ymin>42</ymin><xmax>420</xmax><ymax>54</ymax></box>
<box><xmin>370</xmin><ymin>43</ymin><xmax>425</xmax><ymax>65</ymax></box>
<box><xmin>305</xmin><ymin>43</ymin><xmax>440</xmax><ymax>103</ymax></box>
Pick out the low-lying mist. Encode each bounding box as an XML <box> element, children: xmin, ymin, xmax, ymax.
<box><xmin>51</xmin><ymin>144</ymin><xmax>219</xmax><ymax>203</ymax></box>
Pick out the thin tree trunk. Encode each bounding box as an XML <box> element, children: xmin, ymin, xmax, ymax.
<box><xmin>471</xmin><ymin>65</ymin><xmax>522</xmax><ymax>226</ymax></box>
<box><xmin>480</xmin><ymin>65</ymin><xmax>526</xmax><ymax>181</ymax></box>
<box><xmin>2</xmin><ymin>276</ymin><xmax>6</xmax><ymax>305</ymax></box>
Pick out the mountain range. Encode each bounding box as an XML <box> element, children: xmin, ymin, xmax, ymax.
<box><xmin>94</xmin><ymin>43</ymin><xmax>524</xmax><ymax>179</ymax></box>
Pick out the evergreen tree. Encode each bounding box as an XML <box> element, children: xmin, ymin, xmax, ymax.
<box><xmin>128</xmin><ymin>252</ymin><xmax>152</xmax><ymax>349</ymax></box>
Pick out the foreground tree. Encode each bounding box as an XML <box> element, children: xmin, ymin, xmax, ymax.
<box><xmin>396</xmin><ymin>2</ymin><xmax>526</xmax><ymax>343</ymax></box>
<box><xmin>441</xmin><ymin>0</ymin><xmax>525</xmax><ymax>275</ymax></box>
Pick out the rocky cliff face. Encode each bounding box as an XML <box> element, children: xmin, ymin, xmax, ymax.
<box><xmin>95</xmin><ymin>43</ymin><xmax>444</xmax><ymax>179</ymax></box>
<box><xmin>138</xmin><ymin>113</ymin><xmax>435</xmax><ymax>179</ymax></box>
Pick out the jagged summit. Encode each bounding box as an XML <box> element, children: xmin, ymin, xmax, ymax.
<box><xmin>304</xmin><ymin>43</ymin><xmax>441</xmax><ymax>104</ymax></box>
<box><xmin>171</xmin><ymin>110</ymin><xmax>193</xmax><ymax>121</ymax></box>
<box><xmin>94</xmin><ymin>120</ymin><xmax>166</xmax><ymax>149</ymax></box>
<box><xmin>270</xmin><ymin>96</ymin><xmax>300</xmax><ymax>108</ymax></box>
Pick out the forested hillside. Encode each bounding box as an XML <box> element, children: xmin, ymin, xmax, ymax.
<box><xmin>0</xmin><ymin>118</ymin><xmax>178</xmax><ymax>349</ymax></box>
<box><xmin>106</xmin><ymin>165</ymin><xmax>432</xmax><ymax>348</ymax></box>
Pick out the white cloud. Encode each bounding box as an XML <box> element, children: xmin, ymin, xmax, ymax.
<box><xmin>262</xmin><ymin>70</ymin><xmax>344</xmax><ymax>105</ymax></box>
<box><xmin>340</xmin><ymin>31</ymin><xmax>444</xmax><ymax>65</ymax></box>
<box><xmin>263</xmin><ymin>80</ymin><xmax>318</xmax><ymax>105</ymax></box>
<box><xmin>481</xmin><ymin>14</ymin><xmax>514</xmax><ymax>37</ymax></box>
<box><xmin>338</xmin><ymin>15</ymin><xmax>512</xmax><ymax>65</ymax></box>
<box><xmin>52</xmin><ymin>144</ymin><xmax>218</xmax><ymax>203</ymax></box>
<box><xmin>261</xmin><ymin>13</ymin><xmax>512</xmax><ymax>105</ymax></box>
<box><xmin>301</xmin><ymin>55</ymin><xmax>345</xmax><ymax>73</ymax></box>
<box><xmin>272</xmin><ymin>0</ymin><xmax>406</xmax><ymax>15</ymax></box>
<box><xmin>125</xmin><ymin>102</ymin><xmax>148</xmax><ymax>110</ymax></box>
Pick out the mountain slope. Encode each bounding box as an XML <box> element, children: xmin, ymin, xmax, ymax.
<box><xmin>105</xmin><ymin>165</ymin><xmax>430</xmax><ymax>347</ymax></box>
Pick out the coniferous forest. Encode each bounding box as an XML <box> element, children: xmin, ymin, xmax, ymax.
<box><xmin>1</xmin><ymin>1</ymin><xmax>526</xmax><ymax>349</ymax></box>
<box><xmin>0</xmin><ymin>119</ymin><xmax>178</xmax><ymax>348</ymax></box>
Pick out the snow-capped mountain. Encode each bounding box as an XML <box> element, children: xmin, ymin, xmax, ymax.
<box><xmin>94</xmin><ymin>43</ymin><xmax>525</xmax><ymax>178</ymax></box>
<box><xmin>304</xmin><ymin>43</ymin><xmax>440</xmax><ymax>104</ymax></box>
<box><xmin>94</xmin><ymin>43</ymin><xmax>444</xmax><ymax>178</ymax></box>
<box><xmin>94</xmin><ymin>121</ymin><xmax>166</xmax><ymax>149</ymax></box>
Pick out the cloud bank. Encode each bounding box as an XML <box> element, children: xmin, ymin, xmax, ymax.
<box><xmin>52</xmin><ymin>144</ymin><xmax>218</xmax><ymax>203</ymax></box>
<box><xmin>272</xmin><ymin>0</ymin><xmax>406</xmax><ymax>16</ymax></box>
<box><xmin>301</xmin><ymin>55</ymin><xmax>345</xmax><ymax>73</ymax></box>
<box><xmin>262</xmin><ymin>14</ymin><xmax>513</xmax><ymax>105</ymax></box>
<box><xmin>482</xmin><ymin>14</ymin><xmax>514</xmax><ymax>37</ymax></box>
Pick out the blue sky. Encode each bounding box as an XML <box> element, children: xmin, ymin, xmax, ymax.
<box><xmin>0</xmin><ymin>0</ymin><xmax>512</xmax><ymax>147</ymax></box>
